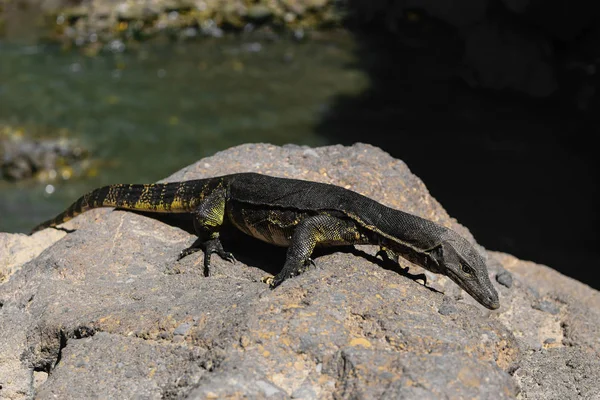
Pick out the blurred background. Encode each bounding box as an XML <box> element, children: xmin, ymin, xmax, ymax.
<box><xmin>1</xmin><ymin>0</ymin><xmax>598</xmax><ymax>289</ymax></box>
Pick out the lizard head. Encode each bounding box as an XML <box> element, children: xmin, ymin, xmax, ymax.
<box><xmin>428</xmin><ymin>231</ymin><xmax>500</xmax><ymax>310</ymax></box>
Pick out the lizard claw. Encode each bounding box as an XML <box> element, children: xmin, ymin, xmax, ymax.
<box><xmin>220</xmin><ymin>251</ymin><xmax>236</xmax><ymax>264</ymax></box>
<box><xmin>261</xmin><ymin>275</ymin><xmax>275</xmax><ymax>287</ymax></box>
<box><xmin>178</xmin><ymin>246</ymin><xmax>201</xmax><ymax>261</ymax></box>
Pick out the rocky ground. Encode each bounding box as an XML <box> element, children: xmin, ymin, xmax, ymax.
<box><xmin>1</xmin><ymin>143</ymin><xmax>599</xmax><ymax>399</ymax></box>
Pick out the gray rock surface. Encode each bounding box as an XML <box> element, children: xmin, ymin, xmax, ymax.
<box><xmin>1</xmin><ymin>143</ymin><xmax>599</xmax><ymax>399</ymax></box>
<box><xmin>0</xmin><ymin>229</ymin><xmax>65</xmax><ymax>282</ymax></box>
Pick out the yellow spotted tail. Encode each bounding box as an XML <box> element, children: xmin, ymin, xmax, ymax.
<box><xmin>31</xmin><ymin>181</ymin><xmax>208</xmax><ymax>233</ymax></box>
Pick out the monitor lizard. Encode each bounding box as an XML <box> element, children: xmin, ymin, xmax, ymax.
<box><xmin>31</xmin><ymin>172</ymin><xmax>500</xmax><ymax>310</ymax></box>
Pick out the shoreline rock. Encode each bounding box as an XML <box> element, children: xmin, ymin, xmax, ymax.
<box><xmin>1</xmin><ymin>123</ymin><xmax>93</xmax><ymax>182</ymax></box>
<box><xmin>1</xmin><ymin>0</ymin><xmax>345</xmax><ymax>50</ymax></box>
<box><xmin>1</xmin><ymin>143</ymin><xmax>598</xmax><ymax>399</ymax></box>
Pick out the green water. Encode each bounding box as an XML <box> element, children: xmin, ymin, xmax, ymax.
<box><xmin>0</xmin><ymin>34</ymin><xmax>368</xmax><ymax>233</ymax></box>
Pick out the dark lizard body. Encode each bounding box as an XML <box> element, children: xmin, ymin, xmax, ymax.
<box><xmin>32</xmin><ymin>173</ymin><xmax>500</xmax><ymax>309</ymax></box>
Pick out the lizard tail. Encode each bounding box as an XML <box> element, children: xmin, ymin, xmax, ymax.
<box><xmin>31</xmin><ymin>182</ymin><xmax>198</xmax><ymax>233</ymax></box>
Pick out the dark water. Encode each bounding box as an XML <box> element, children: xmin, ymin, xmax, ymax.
<box><xmin>0</xmin><ymin>35</ymin><xmax>367</xmax><ymax>233</ymax></box>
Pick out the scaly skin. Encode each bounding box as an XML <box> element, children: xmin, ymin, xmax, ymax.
<box><xmin>32</xmin><ymin>173</ymin><xmax>500</xmax><ymax>310</ymax></box>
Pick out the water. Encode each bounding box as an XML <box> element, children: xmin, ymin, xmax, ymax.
<box><xmin>0</xmin><ymin>34</ymin><xmax>368</xmax><ymax>233</ymax></box>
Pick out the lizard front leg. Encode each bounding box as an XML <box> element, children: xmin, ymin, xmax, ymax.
<box><xmin>376</xmin><ymin>244</ymin><xmax>427</xmax><ymax>285</ymax></box>
<box><xmin>376</xmin><ymin>247</ymin><xmax>399</xmax><ymax>264</ymax></box>
<box><xmin>178</xmin><ymin>187</ymin><xmax>235</xmax><ymax>276</ymax></box>
<box><xmin>265</xmin><ymin>215</ymin><xmax>363</xmax><ymax>287</ymax></box>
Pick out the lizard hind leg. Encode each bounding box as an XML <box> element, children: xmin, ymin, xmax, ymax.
<box><xmin>178</xmin><ymin>232</ymin><xmax>236</xmax><ymax>276</ymax></box>
<box><xmin>266</xmin><ymin>215</ymin><xmax>361</xmax><ymax>288</ymax></box>
<box><xmin>177</xmin><ymin>187</ymin><xmax>235</xmax><ymax>276</ymax></box>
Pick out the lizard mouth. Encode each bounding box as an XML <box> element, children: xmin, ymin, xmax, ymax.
<box><xmin>446</xmin><ymin>272</ymin><xmax>500</xmax><ymax>310</ymax></box>
<box><xmin>483</xmin><ymin>296</ymin><xmax>500</xmax><ymax>310</ymax></box>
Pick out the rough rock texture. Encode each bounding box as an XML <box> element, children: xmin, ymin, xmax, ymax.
<box><xmin>1</xmin><ymin>143</ymin><xmax>599</xmax><ymax>399</ymax></box>
<box><xmin>0</xmin><ymin>229</ymin><xmax>65</xmax><ymax>282</ymax></box>
<box><xmin>1</xmin><ymin>0</ymin><xmax>343</xmax><ymax>47</ymax></box>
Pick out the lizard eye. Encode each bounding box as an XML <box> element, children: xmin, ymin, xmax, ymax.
<box><xmin>460</xmin><ymin>263</ymin><xmax>473</xmax><ymax>275</ymax></box>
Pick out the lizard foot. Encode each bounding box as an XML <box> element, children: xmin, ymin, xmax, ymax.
<box><xmin>261</xmin><ymin>275</ymin><xmax>275</xmax><ymax>287</ymax></box>
<box><xmin>376</xmin><ymin>248</ymin><xmax>399</xmax><ymax>265</ymax></box>
<box><xmin>178</xmin><ymin>246</ymin><xmax>202</xmax><ymax>261</ymax></box>
<box><xmin>218</xmin><ymin>251</ymin><xmax>236</xmax><ymax>264</ymax></box>
<box><xmin>202</xmin><ymin>238</ymin><xmax>236</xmax><ymax>276</ymax></box>
<box><xmin>177</xmin><ymin>237</ymin><xmax>235</xmax><ymax>277</ymax></box>
<box><xmin>263</xmin><ymin>258</ymin><xmax>315</xmax><ymax>289</ymax></box>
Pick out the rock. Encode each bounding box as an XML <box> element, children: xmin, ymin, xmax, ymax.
<box><xmin>1</xmin><ymin>124</ymin><xmax>91</xmax><ymax>182</ymax></box>
<box><xmin>496</xmin><ymin>270</ymin><xmax>513</xmax><ymax>288</ymax></box>
<box><xmin>437</xmin><ymin>295</ymin><xmax>458</xmax><ymax>315</ymax></box>
<box><xmin>246</xmin><ymin>4</ymin><xmax>273</xmax><ymax>23</ymax></box>
<box><xmin>58</xmin><ymin>5</ymin><xmax>88</xmax><ymax>20</ymax></box>
<box><xmin>173</xmin><ymin>322</ymin><xmax>191</xmax><ymax>336</ymax></box>
<box><xmin>532</xmin><ymin>299</ymin><xmax>560</xmax><ymax>315</ymax></box>
<box><xmin>0</xmin><ymin>230</ymin><xmax>65</xmax><ymax>282</ymax></box>
<box><xmin>115</xmin><ymin>2</ymin><xmax>161</xmax><ymax>22</ymax></box>
<box><xmin>307</xmin><ymin>0</ymin><xmax>329</xmax><ymax>10</ymax></box>
<box><xmin>1</xmin><ymin>143</ymin><xmax>599</xmax><ymax>399</ymax></box>
<box><xmin>221</xmin><ymin>2</ymin><xmax>247</xmax><ymax>29</ymax></box>
<box><xmin>1</xmin><ymin>0</ymin><xmax>343</xmax><ymax>46</ymax></box>
<box><xmin>514</xmin><ymin>347</ymin><xmax>600</xmax><ymax>399</ymax></box>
